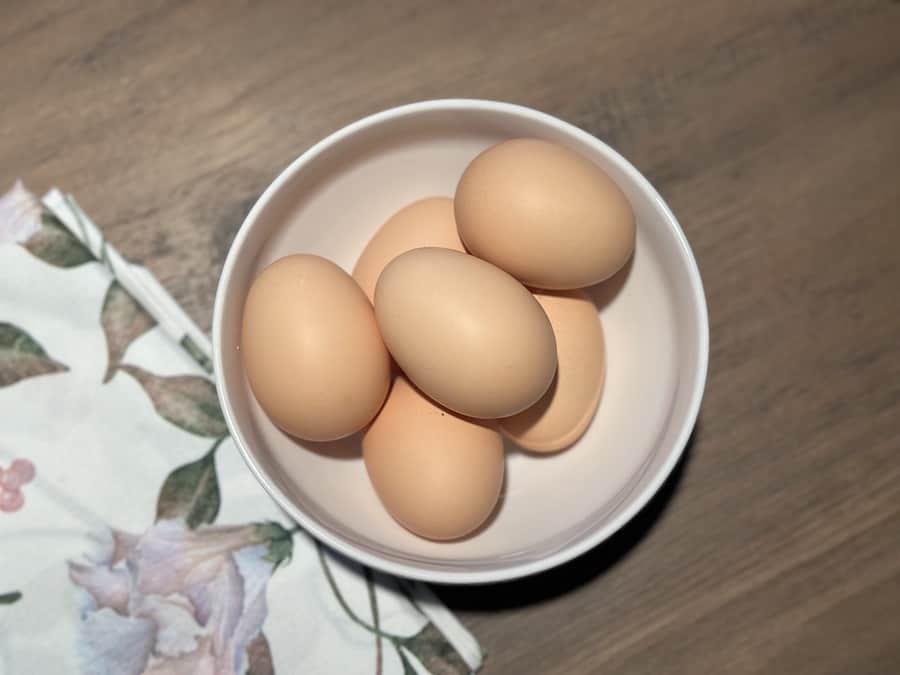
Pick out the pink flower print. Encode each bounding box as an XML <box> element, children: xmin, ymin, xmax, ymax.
<box><xmin>68</xmin><ymin>519</ymin><xmax>287</xmax><ymax>675</ymax></box>
<box><xmin>0</xmin><ymin>180</ymin><xmax>42</xmax><ymax>245</ymax></box>
<box><xmin>0</xmin><ymin>458</ymin><xmax>35</xmax><ymax>513</ymax></box>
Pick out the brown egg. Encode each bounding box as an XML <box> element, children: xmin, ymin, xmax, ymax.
<box><xmin>353</xmin><ymin>197</ymin><xmax>465</xmax><ymax>303</ymax></box>
<box><xmin>363</xmin><ymin>376</ymin><xmax>504</xmax><ymax>540</ymax></box>
<box><xmin>455</xmin><ymin>138</ymin><xmax>635</xmax><ymax>289</ymax></box>
<box><xmin>241</xmin><ymin>255</ymin><xmax>391</xmax><ymax>442</ymax></box>
<box><xmin>501</xmin><ymin>290</ymin><xmax>606</xmax><ymax>452</ymax></box>
<box><xmin>375</xmin><ymin>247</ymin><xmax>557</xmax><ymax>419</ymax></box>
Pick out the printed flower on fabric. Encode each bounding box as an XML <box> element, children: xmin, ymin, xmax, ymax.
<box><xmin>1</xmin><ymin>180</ymin><xmax>95</xmax><ymax>267</ymax></box>
<box><xmin>0</xmin><ymin>180</ymin><xmax>42</xmax><ymax>245</ymax></box>
<box><xmin>68</xmin><ymin>519</ymin><xmax>279</xmax><ymax>675</ymax></box>
<box><xmin>0</xmin><ymin>458</ymin><xmax>36</xmax><ymax>513</ymax></box>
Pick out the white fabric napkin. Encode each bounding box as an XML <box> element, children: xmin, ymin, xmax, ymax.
<box><xmin>0</xmin><ymin>182</ymin><xmax>483</xmax><ymax>675</ymax></box>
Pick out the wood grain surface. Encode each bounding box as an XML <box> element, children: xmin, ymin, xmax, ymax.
<box><xmin>3</xmin><ymin>1</ymin><xmax>899</xmax><ymax>673</ymax></box>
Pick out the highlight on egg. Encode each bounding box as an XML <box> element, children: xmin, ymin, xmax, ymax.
<box><xmin>374</xmin><ymin>247</ymin><xmax>558</xmax><ymax>419</ymax></box>
<box><xmin>363</xmin><ymin>376</ymin><xmax>505</xmax><ymax>540</ymax></box>
<box><xmin>455</xmin><ymin>138</ymin><xmax>636</xmax><ymax>289</ymax></box>
<box><xmin>353</xmin><ymin>196</ymin><xmax>464</xmax><ymax>303</ymax></box>
<box><xmin>241</xmin><ymin>254</ymin><xmax>391</xmax><ymax>442</ymax></box>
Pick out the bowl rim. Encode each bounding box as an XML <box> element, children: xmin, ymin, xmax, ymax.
<box><xmin>212</xmin><ymin>98</ymin><xmax>709</xmax><ymax>584</ymax></box>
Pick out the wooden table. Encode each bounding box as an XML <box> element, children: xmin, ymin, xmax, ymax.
<box><xmin>4</xmin><ymin>1</ymin><xmax>899</xmax><ymax>672</ymax></box>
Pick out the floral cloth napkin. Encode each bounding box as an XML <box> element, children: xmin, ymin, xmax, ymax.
<box><xmin>0</xmin><ymin>183</ymin><xmax>483</xmax><ymax>675</ymax></box>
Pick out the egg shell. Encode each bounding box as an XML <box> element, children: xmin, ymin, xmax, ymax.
<box><xmin>500</xmin><ymin>290</ymin><xmax>606</xmax><ymax>452</ymax></box>
<box><xmin>363</xmin><ymin>376</ymin><xmax>504</xmax><ymax>540</ymax></box>
<box><xmin>353</xmin><ymin>196</ymin><xmax>465</xmax><ymax>303</ymax></box>
<box><xmin>374</xmin><ymin>247</ymin><xmax>557</xmax><ymax>419</ymax></box>
<box><xmin>241</xmin><ymin>254</ymin><xmax>391</xmax><ymax>442</ymax></box>
<box><xmin>455</xmin><ymin>138</ymin><xmax>636</xmax><ymax>289</ymax></box>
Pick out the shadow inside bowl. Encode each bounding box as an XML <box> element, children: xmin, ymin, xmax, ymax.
<box><xmin>585</xmin><ymin>250</ymin><xmax>634</xmax><ymax>311</ymax></box>
<box><xmin>464</xmin><ymin>461</ymin><xmax>508</xmax><ymax>539</ymax></box>
<box><xmin>302</xmin><ymin>432</ymin><xmax>364</xmax><ymax>460</ymax></box>
<box><xmin>501</xmin><ymin>434</ymin><xmax>569</xmax><ymax>459</ymax></box>
<box><xmin>434</xmin><ymin>418</ymin><xmax>700</xmax><ymax>607</ymax></box>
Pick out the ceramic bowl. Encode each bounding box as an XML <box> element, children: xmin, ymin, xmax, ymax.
<box><xmin>212</xmin><ymin>99</ymin><xmax>708</xmax><ymax>584</ymax></box>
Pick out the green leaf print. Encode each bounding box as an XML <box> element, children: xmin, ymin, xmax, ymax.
<box><xmin>101</xmin><ymin>280</ymin><xmax>156</xmax><ymax>382</ymax></box>
<box><xmin>256</xmin><ymin>522</ymin><xmax>295</xmax><ymax>570</ymax></box>
<box><xmin>23</xmin><ymin>212</ymin><xmax>94</xmax><ymax>268</ymax></box>
<box><xmin>156</xmin><ymin>441</ymin><xmax>222</xmax><ymax>528</ymax></box>
<box><xmin>0</xmin><ymin>591</ymin><xmax>22</xmax><ymax>605</ymax></box>
<box><xmin>314</xmin><ymin>541</ymin><xmax>470</xmax><ymax>672</ymax></box>
<box><xmin>396</xmin><ymin>645</ymin><xmax>417</xmax><ymax>675</ymax></box>
<box><xmin>399</xmin><ymin>622</ymin><xmax>470</xmax><ymax>675</ymax></box>
<box><xmin>121</xmin><ymin>364</ymin><xmax>228</xmax><ymax>437</ymax></box>
<box><xmin>245</xmin><ymin>632</ymin><xmax>274</xmax><ymax>675</ymax></box>
<box><xmin>180</xmin><ymin>335</ymin><xmax>213</xmax><ymax>374</ymax></box>
<box><xmin>365</xmin><ymin>568</ymin><xmax>384</xmax><ymax>675</ymax></box>
<box><xmin>0</xmin><ymin>322</ymin><xmax>68</xmax><ymax>387</ymax></box>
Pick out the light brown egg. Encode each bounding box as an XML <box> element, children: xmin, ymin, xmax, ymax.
<box><xmin>501</xmin><ymin>290</ymin><xmax>606</xmax><ymax>452</ymax></box>
<box><xmin>363</xmin><ymin>376</ymin><xmax>504</xmax><ymax>540</ymax></box>
<box><xmin>353</xmin><ymin>197</ymin><xmax>464</xmax><ymax>303</ymax></box>
<box><xmin>455</xmin><ymin>138</ymin><xmax>635</xmax><ymax>289</ymax></box>
<box><xmin>241</xmin><ymin>255</ymin><xmax>390</xmax><ymax>442</ymax></box>
<box><xmin>375</xmin><ymin>247</ymin><xmax>557</xmax><ymax>419</ymax></box>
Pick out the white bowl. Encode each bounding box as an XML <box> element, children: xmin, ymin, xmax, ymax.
<box><xmin>212</xmin><ymin>99</ymin><xmax>708</xmax><ymax>584</ymax></box>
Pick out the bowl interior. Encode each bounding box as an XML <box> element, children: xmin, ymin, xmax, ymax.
<box><xmin>215</xmin><ymin>101</ymin><xmax>706</xmax><ymax>582</ymax></box>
